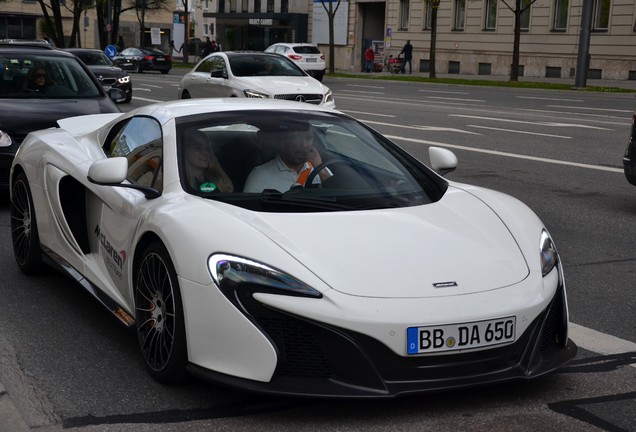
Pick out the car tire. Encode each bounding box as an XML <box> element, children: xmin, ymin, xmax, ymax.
<box><xmin>314</xmin><ymin>72</ymin><xmax>324</xmax><ymax>82</ymax></box>
<box><xmin>124</xmin><ymin>91</ymin><xmax>132</xmax><ymax>103</ymax></box>
<box><xmin>134</xmin><ymin>241</ymin><xmax>188</xmax><ymax>383</ymax></box>
<box><xmin>161</xmin><ymin>70</ymin><xmax>170</xmax><ymax>75</ymax></box>
<box><xmin>181</xmin><ymin>90</ymin><xmax>191</xmax><ymax>99</ymax></box>
<box><xmin>10</xmin><ymin>171</ymin><xmax>44</xmax><ymax>274</ymax></box>
<box><xmin>133</xmin><ymin>62</ymin><xmax>141</xmax><ymax>73</ymax></box>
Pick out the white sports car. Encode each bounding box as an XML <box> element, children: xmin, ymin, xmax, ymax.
<box><xmin>10</xmin><ymin>99</ymin><xmax>576</xmax><ymax>397</ymax></box>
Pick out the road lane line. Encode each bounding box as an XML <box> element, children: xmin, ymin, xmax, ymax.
<box><xmin>467</xmin><ymin>125</ymin><xmax>572</xmax><ymax>139</ymax></box>
<box><xmin>569</xmin><ymin>323</ymin><xmax>636</xmax><ymax>367</ymax></box>
<box><xmin>340</xmin><ymin>110</ymin><xmax>395</xmax><ymax>118</ymax></box>
<box><xmin>130</xmin><ymin>96</ymin><xmax>162</xmax><ymax>103</ymax></box>
<box><xmin>364</xmin><ymin>120</ymin><xmax>481</xmax><ymax>135</ymax></box>
<box><xmin>517</xmin><ymin>96</ymin><xmax>584</xmax><ymax>102</ymax></box>
<box><xmin>385</xmin><ymin>134</ymin><xmax>623</xmax><ymax>173</ymax></box>
<box><xmin>341</xmin><ymin>90</ymin><xmax>385</xmax><ymax>95</ymax></box>
<box><xmin>419</xmin><ymin>90</ymin><xmax>470</xmax><ymax>94</ymax></box>
<box><xmin>427</xmin><ymin>96</ymin><xmax>485</xmax><ymax>102</ymax></box>
<box><xmin>347</xmin><ymin>84</ymin><xmax>385</xmax><ymax>89</ymax></box>
<box><xmin>451</xmin><ymin>114</ymin><xmax>612</xmax><ymax>130</ymax></box>
<box><xmin>548</xmin><ymin>105</ymin><xmax>633</xmax><ymax>114</ymax></box>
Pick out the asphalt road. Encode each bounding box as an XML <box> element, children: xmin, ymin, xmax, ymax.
<box><xmin>0</xmin><ymin>70</ymin><xmax>634</xmax><ymax>432</ymax></box>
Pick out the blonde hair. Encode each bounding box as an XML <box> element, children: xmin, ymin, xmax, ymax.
<box><xmin>184</xmin><ymin>129</ymin><xmax>234</xmax><ymax>192</ymax></box>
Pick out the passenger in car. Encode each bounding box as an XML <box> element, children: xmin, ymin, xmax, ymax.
<box><xmin>243</xmin><ymin>124</ymin><xmax>330</xmax><ymax>193</ymax></box>
<box><xmin>23</xmin><ymin>65</ymin><xmax>54</xmax><ymax>92</ymax></box>
<box><xmin>184</xmin><ymin>129</ymin><xmax>234</xmax><ymax>193</ymax></box>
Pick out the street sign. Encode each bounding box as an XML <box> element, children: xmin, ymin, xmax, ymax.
<box><xmin>105</xmin><ymin>45</ymin><xmax>117</xmax><ymax>58</ymax></box>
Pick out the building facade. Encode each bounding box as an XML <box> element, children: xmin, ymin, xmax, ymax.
<box><xmin>319</xmin><ymin>0</ymin><xmax>636</xmax><ymax>80</ymax></box>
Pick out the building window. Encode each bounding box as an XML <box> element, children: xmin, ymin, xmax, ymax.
<box><xmin>204</xmin><ymin>0</ymin><xmax>209</xmax><ymax>10</ymax></box>
<box><xmin>242</xmin><ymin>0</ymin><xmax>248</xmax><ymax>12</ymax></box>
<box><xmin>484</xmin><ymin>0</ymin><xmax>497</xmax><ymax>30</ymax></box>
<box><xmin>553</xmin><ymin>0</ymin><xmax>568</xmax><ymax>30</ymax></box>
<box><xmin>281</xmin><ymin>0</ymin><xmax>288</xmax><ymax>13</ymax></box>
<box><xmin>593</xmin><ymin>0</ymin><xmax>610</xmax><ymax>30</ymax></box>
<box><xmin>267</xmin><ymin>0</ymin><xmax>274</xmax><ymax>13</ymax></box>
<box><xmin>400</xmin><ymin>0</ymin><xmax>410</xmax><ymax>30</ymax></box>
<box><xmin>423</xmin><ymin>1</ymin><xmax>432</xmax><ymax>30</ymax></box>
<box><xmin>254</xmin><ymin>0</ymin><xmax>261</xmax><ymax>12</ymax></box>
<box><xmin>204</xmin><ymin>24</ymin><xmax>209</xmax><ymax>35</ymax></box>
<box><xmin>520</xmin><ymin>0</ymin><xmax>531</xmax><ymax>30</ymax></box>
<box><xmin>453</xmin><ymin>0</ymin><xmax>465</xmax><ymax>30</ymax></box>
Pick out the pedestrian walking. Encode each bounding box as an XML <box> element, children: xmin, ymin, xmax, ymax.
<box><xmin>399</xmin><ymin>40</ymin><xmax>413</xmax><ymax>74</ymax></box>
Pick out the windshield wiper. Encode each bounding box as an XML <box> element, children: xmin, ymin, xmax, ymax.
<box><xmin>259</xmin><ymin>189</ymin><xmax>354</xmax><ymax>210</ymax></box>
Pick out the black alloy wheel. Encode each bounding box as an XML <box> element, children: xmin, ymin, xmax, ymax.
<box><xmin>10</xmin><ymin>172</ymin><xmax>44</xmax><ymax>274</ymax></box>
<box><xmin>134</xmin><ymin>242</ymin><xmax>188</xmax><ymax>383</ymax></box>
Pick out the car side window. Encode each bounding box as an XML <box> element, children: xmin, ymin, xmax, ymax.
<box><xmin>210</xmin><ymin>57</ymin><xmax>226</xmax><ymax>73</ymax></box>
<box><xmin>195</xmin><ymin>58</ymin><xmax>214</xmax><ymax>73</ymax></box>
<box><xmin>107</xmin><ymin>117</ymin><xmax>163</xmax><ymax>190</ymax></box>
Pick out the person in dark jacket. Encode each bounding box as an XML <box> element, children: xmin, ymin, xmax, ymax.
<box><xmin>399</xmin><ymin>40</ymin><xmax>413</xmax><ymax>74</ymax></box>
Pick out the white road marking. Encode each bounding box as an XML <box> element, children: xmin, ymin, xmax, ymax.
<box><xmin>569</xmin><ymin>323</ymin><xmax>636</xmax><ymax>367</ymax></box>
<box><xmin>427</xmin><ymin>96</ymin><xmax>485</xmax><ymax>102</ymax></box>
<box><xmin>342</xmin><ymin>90</ymin><xmax>385</xmax><ymax>95</ymax></box>
<box><xmin>467</xmin><ymin>125</ymin><xmax>572</xmax><ymax>139</ymax></box>
<box><xmin>138</xmin><ymin>84</ymin><xmax>163</xmax><ymax>88</ymax></box>
<box><xmin>131</xmin><ymin>96</ymin><xmax>162</xmax><ymax>103</ymax></box>
<box><xmin>347</xmin><ymin>84</ymin><xmax>385</xmax><ymax>89</ymax></box>
<box><xmin>385</xmin><ymin>134</ymin><xmax>623</xmax><ymax>173</ymax></box>
<box><xmin>341</xmin><ymin>110</ymin><xmax>395</xmax><ymax>118</ymax></box>
<box><xmin>133</xmin><ymin>88</ymin><xmax>151</xmax><ymax>92</ymax></box>
<box><xmin>517</xmin><ymin>96</ymin><xmax>584</xmax><ymax>102</ymax></box>
<box><xmin>548</xmin><ymin>105</ymin><xmax>633</xmax><ymax>114</ymax></box>
<box><xmin>364</xmin><ymin>120</ymin><xmax>481</xmax><ymax>135</ymax></box>
<box><xmin>419</xmin><ymin>89</ymin><xmax>470</xmax><ymax>95</ymax></box>
<box><xmin>451</xmin><ymin>114</ymin><xmax>612</xmax><ymax>130</ymax></box>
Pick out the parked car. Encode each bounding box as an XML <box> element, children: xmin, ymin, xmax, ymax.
<box><xmin>178</xmin><ymin>51</ymin><xmax>334</xmax><ymax>108</ymax></box>
<box><xmin>623</xmin><ymin>106</ymin><xmax>636</xmax><ymax>185</ymax></box>
<box><xmin>10</xmin><ymin>98</ymin><xmax>575</xmax><ymax>396</ymax></box>
<box><xmin>0</xmin><ymin>40</ymin><xmax>124</xmax><ymax>190</ymax></box>
<box><xmin>265</xmin><ymin>42</ymin><xmax>326</xmax><ymax>81</ymax></box>
<box><xmin>65</xmin><ymin>48</ymin><xmax>132</xmax><ymax>103</ymax></box>
<box><xmin>112</xmin><ymin>47</ymin><xmax>171</xmax><ymax>74</ymax></box>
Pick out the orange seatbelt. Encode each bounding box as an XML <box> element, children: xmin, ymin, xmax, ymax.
<box><xmin>295</xmin><ymin>161</ymin><xmax>314</xmax><ymax>186</ymax></box>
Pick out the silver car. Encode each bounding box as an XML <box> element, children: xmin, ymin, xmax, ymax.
<box><xmin>177</xmin><ymin>51</ymin><xmax>335</xmax><ymax>108</ymax></box>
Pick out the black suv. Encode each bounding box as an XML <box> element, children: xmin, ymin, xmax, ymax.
<box><xmin>0</xmin><ymin>40</ymin><xmax>125</xmax><ymax>189</ymax></box>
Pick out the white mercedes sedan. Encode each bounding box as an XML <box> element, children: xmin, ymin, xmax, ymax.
<box><xmin>178</xmin><ymin>51</ymin><xmax>335</xmax><ymax>108</ymax></box>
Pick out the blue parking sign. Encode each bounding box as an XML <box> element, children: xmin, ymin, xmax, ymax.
<box><xmin>105</xmin><ymin>45</ymin><xmax>118</xmax><ymax>58</ymax></box>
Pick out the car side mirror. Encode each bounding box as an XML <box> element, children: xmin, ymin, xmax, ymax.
<box><xmin>108</xmin><ymin>87</ymin><xmax>127</xmax><ymax>103</ymax></box>
<box><xmin>88</xmin><ymin>157</ymin><xmax>161</xmax><ymax>199</ymax></box>
<box><xmin>210</xmin><ymin>69</ymin><xmax>227</xmax><ymax>79</ymax></box>
<box><xmin>429</xmin><ymin>147</ymin><xmax>457</xmax><ymax>177</ymax></box>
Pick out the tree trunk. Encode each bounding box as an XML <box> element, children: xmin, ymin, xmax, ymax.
<box><xmin>429</xmin><ymin>3</ymin><xmax>438</xmax><ymax>78</ymax></box>
<box><xmin>510</xmin><ymin>0</ymin><xmax>522</xmax><ymax>82</ymax></box>
<box><xmin>328</xmin><ymin>1</ymin><xmax>335</xmax><ymax>74</ymax></box>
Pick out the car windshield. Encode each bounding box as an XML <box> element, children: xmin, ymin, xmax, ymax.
<box><xmin>0</xmin><ymin>53</ymin><xmax>101</xmax><ymax>99</ymax></box>
<box><xmin>175</xmin><ymin>110</ymin><xmax>447</xmax><ymax>212</ymax></box>
<box><xmin>229</xmin><ymin>55</ymin><xmax>305</xmax><ymax>77</ymax></box>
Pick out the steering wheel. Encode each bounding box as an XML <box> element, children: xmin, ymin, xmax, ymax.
<box><xmin>304</xmin><ymin>159</ymin><xmax>357</xmax><ymax>188</ymax></box>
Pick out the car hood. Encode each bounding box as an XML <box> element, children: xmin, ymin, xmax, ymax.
<box><xmin>88</xmin><ymin>65</ymin><xmax>126</xmax><ymax>77</ymax></box>
<box><xmin>233</xmin><ymin>76</ymin><xmax>327</xmax><ymax>94</ymax></box>
<box><xmin>240</xmin><ymin>187</ymin><xmax>529</xmax><ymax>298</ymax></box>
<box><xmin>0</xmin><ymin>98</ymin><xmax>120</xmax><ymax>139</ymax></box>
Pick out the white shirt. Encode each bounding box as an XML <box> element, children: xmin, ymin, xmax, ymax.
<box><xmin>243</xmin><ymin>155</ymin><xmax>321</xmax><ymax>193</ymax></box>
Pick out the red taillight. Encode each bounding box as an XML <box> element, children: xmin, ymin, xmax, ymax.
<box><xmin>144</xmin><ymin>55</ymin><xmax>154</xmax><ymax>61</ymax></box>
<box><xmin>288</xmin><ymin>54</ymin><xmax>302</xmax><ymax>61</ymax></box>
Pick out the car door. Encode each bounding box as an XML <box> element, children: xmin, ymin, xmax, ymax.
<box><xmin>84</xmin><ymin>116</ymin><xmax>164</xmax><ymax>310</ymax></box>
<box><xmin>188</xmin><ymin>55</ymin><xmax>230</xmax><ymax>98</ymax></box>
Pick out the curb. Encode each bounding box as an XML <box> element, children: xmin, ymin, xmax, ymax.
<box><xmin>0</xmin><ymin>383</ymin><xmax>30</xmax><ymax>432</ymax></box>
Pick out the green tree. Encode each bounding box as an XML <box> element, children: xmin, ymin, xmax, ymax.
<box><xmin>426</xmin><ymin>0</ymin><xmax>441</xmax><ymax>78</ymax></box>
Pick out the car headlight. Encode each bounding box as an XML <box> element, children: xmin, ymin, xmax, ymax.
<box><xmin>540</xmin><ymin>229</ymin><xmax>558</xmax><ymax>276</ymax></box>
<box><xmin>243</xmin><ymin>89</ymin><xmax>269</xmax><ymax>98</ymax></box>
<box><xmin>0</xmin><ymin>130</ymin><xmax>12</xmax><ymax>147</ymax></box>
<box><xmin>208</xmin><ymin>254</ymin><xmax>322</xmax><ymax>298</ymax></box>
<box><xmin>117</xmin><ymin>76</ymin><xmax>130</xmax><ymax>84</ymax></box>
<box><xmin>324</xmin><ymin>89</ymin><xmax>334</xmax><ymax>104</ymax></box>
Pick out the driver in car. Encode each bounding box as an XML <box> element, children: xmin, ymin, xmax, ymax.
<box><xmin>243</xmin><ymin>124</ymin><xmax>331</xmax><ymax>193</ymax></box>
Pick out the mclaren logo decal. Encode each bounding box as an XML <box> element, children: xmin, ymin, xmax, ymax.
<box><xmin>95</xmin><ymin>225</ymin><xmax>126</xmax><ymax>269</ymax></box>
<box><xmin>433</xmin><ymin>281</ymin><xmax>458</xmax><ymax>288</ymax></box>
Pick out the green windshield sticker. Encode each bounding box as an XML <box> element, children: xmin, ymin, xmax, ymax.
<box><xmin>200</xmin><ymin>182</ymin><xmax>217</xmax><ymax>193</ymax></box>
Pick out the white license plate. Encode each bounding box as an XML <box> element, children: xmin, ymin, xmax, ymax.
<box><xmin>407</xmin><ymin>316</ymin><xmax>516</xmax><ymax>354</ymax></box>
<box><xmin>156</xmin><ymin>57</ymin><xmax>165</xmax><ymax>61</ymax></box>
<box><xmin>305</xmin><ymin>58</ymin><xmax>317</xmax><ymax>63</ymax></box>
